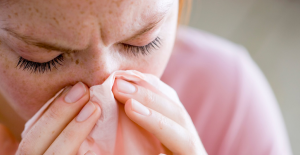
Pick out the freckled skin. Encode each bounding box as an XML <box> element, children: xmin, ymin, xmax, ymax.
<box><xmin>0</xmin><ymin>0</ymin><xmax>178</xmax><ymax>137</ymax></box>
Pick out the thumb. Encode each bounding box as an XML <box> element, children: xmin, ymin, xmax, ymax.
<box><xmin>0</xmin><ymin>124</ymin><xmax>19</xmax><ymax>155</ymax></box>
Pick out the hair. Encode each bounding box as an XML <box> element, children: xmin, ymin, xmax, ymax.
<box><xmin>178</xmin><ymin>0</ymin><xmax>192</xmax><ymax>25</ymax></box>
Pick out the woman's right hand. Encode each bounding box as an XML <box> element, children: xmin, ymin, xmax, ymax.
<box><xmin>16</xmin><ymin>82</ymin><xmax>101</xmax><ymax>155</ymax></box>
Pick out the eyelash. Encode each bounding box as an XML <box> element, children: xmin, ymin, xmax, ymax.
<box><xmin>16</xmin><ymin>55</ymin><xmax>64</xmax><ymax>73</ymax></box>
<box><xmin>122</xmin><ymin>37</ymin><xmax>161</xmax><ymax>56</ymax></box>
<box><xmin>16</xmin><ymin>37</ymin><xmax>162</xmax><ymax>73</ymax></box>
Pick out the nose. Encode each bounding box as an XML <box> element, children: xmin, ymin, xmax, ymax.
<box><xmin>79</xmin><ymin>51</ymin><xmax>122</xmax><ymax>88</ymax></box>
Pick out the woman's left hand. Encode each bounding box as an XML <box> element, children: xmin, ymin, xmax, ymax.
<box><xmin>112</xmin><ymin>79</ymin><xmax>207</xmax><ymax>155</ymax></box>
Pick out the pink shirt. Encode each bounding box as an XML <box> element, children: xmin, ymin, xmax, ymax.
<box><xmin>161</xmin><ymin>26</ymin><xmax>292</xmax><ymax>155</ymax></box>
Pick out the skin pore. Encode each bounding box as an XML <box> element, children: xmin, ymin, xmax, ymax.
<box><xmin>0</xmin><ymin>0</ymin><xmax>178</xmax><ymax>139</ymax></box>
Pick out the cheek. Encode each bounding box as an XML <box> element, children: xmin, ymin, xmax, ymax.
<box><xmin>125</xmin><ymin>47</ymin><xmax>173</xmax><ymax>81</ymax></box>
<box><xmin>0</xmin><ymin>47</ymin><xmax>69</xmax><ymax>120</ymax></box>
<box><xmin>144</xmin><ymin>47</ymin><xmax>173</xmax><ymax>78</ymax></box>
<box><xmin>0</xmin><ymin>66</ymin><xmax>65</xmax><ymax>120</ymax></box>
<box><xmin>147</xmin><ymin>34</ymin><xmax>176</xmax><ymax>78</ymax></box>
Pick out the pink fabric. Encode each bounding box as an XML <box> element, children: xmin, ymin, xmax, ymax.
<box><xmin>22</xmin><ymin>70</ymin><xmax>182</xmax><ymax>155</ymax></box>
<box><xmin>161</xmin><ymin>26</ymin><xmax>292</xmax><ymax>155</ymax></box>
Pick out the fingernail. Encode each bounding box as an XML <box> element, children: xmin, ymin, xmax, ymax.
<box><xmin>131</xmin><ymin>99</ymin><xmax>150</xmax><ymax>116</ymax></box>
<box><xmin>84</xmin><ymin>150</ymin><xmax>97</xmax><ymax>155</ymax></box>
<box><xmin>64</xmin><ymin>82</ymin><xmax>86</xmax><ymax>103</ymax></box>
<box><xmin>116</xmin><ymin>79</ymin><xmax>136</xmax><ymax>94</ymax></box>
<box><xmin>76</xmin><ymin>102</ymin><xmax>95</xmax><ymax>122</ymax></box>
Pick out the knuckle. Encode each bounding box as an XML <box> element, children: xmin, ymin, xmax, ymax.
<box><xmin>175</xmin><ymin>105</ymin><xmax>189</xmax><ymax>126</ymax></box>
<box><xmin>158</xmin><ymin>115</ymin><xmax>166</xmax><ymax>129</ymax></box>
<box><xmin>188</xmin><ymin>136</ymin><xmax>197</xmax><ymax>149</ymax></box>
<box><xmin>158</xmin><ymin>114</ymin><xmax>172</xmax><ymax>130</ymax></box>
<box><xmin>47</xmin><ymin>103</ymin><xmax>63</xmax><ymax>120</ymax></box>
<box><xmin>152</xmin><ymin>114</ymin><xmax>168</xmax><ymax>137</ymax></box>
<box><xmin>61</xmin><ymin>128</ymin><xmax>76</xmax><ymax>141</ymax></box>
<box><xmin>185</xmin><ymin>133</ymin><xmax>199</xmax><ymax>154</ymax></box>
<box><xmin>143</xmin><ymin>89</ymin><xmax>156</xmax><ymax>106</ymax></box>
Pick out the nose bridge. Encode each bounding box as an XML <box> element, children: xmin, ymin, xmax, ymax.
<box><xmin>81</xmin><ymin>51</ymin><xmax>121</xmax><ymax>87</ymax></box>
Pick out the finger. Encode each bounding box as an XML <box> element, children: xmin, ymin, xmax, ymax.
<box><xmin>45</xmin><ymin>102</ymin><xmax>101</xmax><ymax>155</ymax></box>
<box><xmin>18</xmin><ymin>82</ymin><xmax>89</xmax><ymax>155</ymax></box>
<box><xmin>112</xmin><ymin>79</ymin><xmax>189</xmax><ymax>127</ymax></box>
<box><xmin>124</xmin><ymin>99</ymin><xmax>200</xmax><ymax>155</ymax></box>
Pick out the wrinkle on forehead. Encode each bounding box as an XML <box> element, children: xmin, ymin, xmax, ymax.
<box><xmin>96</xmin><ymin>0</ymin><xmax>174</xmax><ymax>45</ymax></box>
<box><xmin>1</xmin><ymin>0</ymin><xmax>95</xmax><ymax>49</ymax></box>
<box><xmin>0</xmin><ymin>0</ymin><xmax>174</xmax><ymax>49</ymax></box>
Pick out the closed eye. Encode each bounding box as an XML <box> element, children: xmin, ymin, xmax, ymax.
<box><xmin>16</xmin><ymin>54</ymin><xmax>64</xmax><ymax>73</ymax></box>
<box><xmin>15</xmin><ymin>37</ymin><xmax>161</xmax><ymax>74</ymax></box>
<box><xmin>122</xmin><ymin>37</ymin><xmax>161</xmax><ymax>56</ymax></box>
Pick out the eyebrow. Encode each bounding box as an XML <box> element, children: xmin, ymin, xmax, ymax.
<box><xmin>3</xmin><ymin>27</ymin><xmax>87</xmax><ymax>53</ymax></box>
<box><xmin>126</xmin><ymin>16</ymin><xmax>165</xmax><ymax>41</ymax></box>
<box><xmin>3</xmin><ymin>18</ymin><xmax>161</xmax><ymax>53</ymax></box>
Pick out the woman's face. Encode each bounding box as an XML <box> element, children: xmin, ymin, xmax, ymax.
<box><xmin>0</xmin><ymin>0</ymin><xmax>178</xmax><ymax>120</ymax></box>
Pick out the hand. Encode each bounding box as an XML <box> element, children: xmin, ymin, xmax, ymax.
<box><xmin>112</xmin><ymin>79</ymin><xmax>207</xmax><ymax>155</ymax></box>
<box><xmin>16</xmin><ymin>82</ymin><xmax>101</xmax><ymax>155</ymax></box>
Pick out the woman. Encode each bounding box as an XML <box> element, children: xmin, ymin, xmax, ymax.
<box><xmin>0</xmin><ymin>0</ymin><xmax>292</xmax><ymax>154</ymax></box>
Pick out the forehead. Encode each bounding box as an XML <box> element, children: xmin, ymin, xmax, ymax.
<box><xmin>1</xmin><ymin>0</ymin><xmax>174</xmax><ymax>47</ymax></box>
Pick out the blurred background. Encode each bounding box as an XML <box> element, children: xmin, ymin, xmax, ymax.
<box><xmin>189</xmin><ymin>0</ymin><xmax>300</xmax><ymax>154</ymax></box>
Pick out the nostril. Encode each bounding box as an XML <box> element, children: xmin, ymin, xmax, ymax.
<box><xmin>77</xmin><ymin>53</ymin><xmax>123</xmax><ymax>87</ymax></box>
<box><xmin>83</xmin><ymin>72</ymin><xmax>112</xmax><ymax>88</ymax></box>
